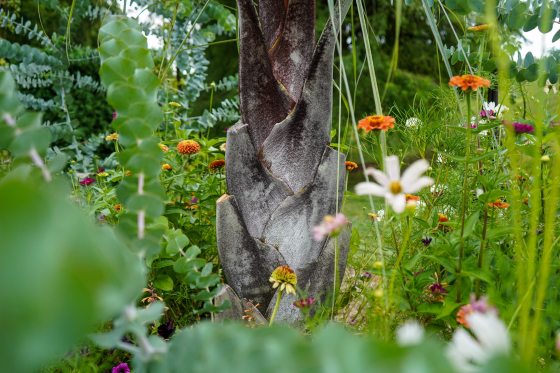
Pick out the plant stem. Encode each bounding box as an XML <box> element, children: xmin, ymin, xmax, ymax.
<box><xmin>388</xmin><ymin>215</ymin><xmax>412</xmax><ymax>307</ymax></box>
<box><xmin>269</xmin><ymin>290</ymin><xmax>283</xmax><ymax>326</ymax></box>
<box><xmin>475</xmin><ymin>206</ymin><xmax>489</xmax><ymax>296</ymax></box>
<box><xmin>456</xmin><ymin>93</ymin><xmax>473</xmax><ymax>303</ymax></box>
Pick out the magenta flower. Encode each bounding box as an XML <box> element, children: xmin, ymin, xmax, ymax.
<box><xmin>79</xmin><ymin>177</ymin><xmax>95</xmax><ymax>186</ymax></box>
<box><xmin>510</xmin><ymin>121</ymin><xmax>535</xmax><ymax>134</ymax></box>
<box><xmin>112</xmin><ymin>111</ymin><xmax>118</xmax><ymax>121</ymax></box>
<box><xmin>480</xmin><ymin>109</ymin><xmax>494</xmax><ymax>118</ymax></box>
<box><xmin>293</xmin><ymin>297</ymin><xmax>316</xmax><ymax>309</ymax></box>
<box><xmin>112</xmin><ymin>362</ymin><xmax>130</xmax><ymax>373</ymax></box>
<box><xmin>312</xmin><ymin>213</ymin><xmax>349</xmax><ymax>241</ymax></box>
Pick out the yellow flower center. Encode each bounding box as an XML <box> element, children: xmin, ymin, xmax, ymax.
<box><xmin>389</xmin><ymin>181</ymin><xmax>402</xmax><ymax>194</ymax></box>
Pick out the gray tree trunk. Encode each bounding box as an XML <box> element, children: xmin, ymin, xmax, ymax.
<box><xmin>215</xmin><ymin>0</ymin><xmax>351</xmax><ymax>324</ymax></box>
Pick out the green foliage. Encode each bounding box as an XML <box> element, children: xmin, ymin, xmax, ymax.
<box><xmin>0</xmin><ymin>70</ymin><xmax>144</xmax><ymax>372</ymax></box>
<box><xmin>98</xmin><ymin>15</ymin><xmax>165</xmax><ymax>257</ymax></box>
<box><xmin>150</xmin><ymin>322</ymin><xmax>528</xmax><ymax>373</ymax></box>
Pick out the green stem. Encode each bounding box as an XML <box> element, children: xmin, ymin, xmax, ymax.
<box><xmin>527</xmin><ymin>141</ymin><xmax>559</xmax><ymax>359</ymax></box>
<box><xmin>475</xmin><ymin>206</ymin><xmax>489</xmax><ymax>296</ymax></box>
<box><xmin>157</xmin><ymin>1</ymin><xmax>180</xmax><ymax>79</ymax></box>
<box><xmin>331</xmin><ymin>236</ymin><xmax>339</xmax><ymax>319</ymax></box>
<box><xmin>269</xmin><ymin>290</ymin><xmax>283</xmax><ymax>326</ymax></box>
<box><xmin>388</xmin><ymin>215</ymin><xmax>412</xmax><ymax>307</ymax></box>
<box><xmin>456</xmin><ymin>93</ymin><xmax>473</xmax><ymax>303</ymax></box>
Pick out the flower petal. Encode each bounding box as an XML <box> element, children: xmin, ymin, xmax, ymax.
<box><xmin>446</xmin><ymin>328</ymin><xmax>486</xmax><ymax>372</ymax></box>
<box><xmin>365</xmin><ymin>168</ymin><xmax>389</xmax><ymax>186</ymax></box>
<box><xmin>355</xmin><ymin>182</ymin><xmax>385</xmax><ymax>197</ymax></box>
<box><xmin>387</xmin><ymin>193</ymin><xmax>406</xmax><ymax>214</ymax></box>
<box><xmin>404</xmin><ymin>176</ymin><xmax>434</xmax><ymax>194</ymax></box>
<box><xmin>385</xmin><ymin>155</ymin><xmax>401</xmax><ymax>181</ymax></box>
<box><xmin>400</xmin><ymin>159</ymin><xmax>430</xmax><ymax>187</ymax></box>
<box><xmin>468</xmin><ymin>312</ymin><xmax>510</xmax><ymax>356</ymax></box>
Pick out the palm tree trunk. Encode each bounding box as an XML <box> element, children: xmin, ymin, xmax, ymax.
<box><xmin>215</xmin><ymin>0</ymin><xmax>351</xmax><ymax>325</ymax></box>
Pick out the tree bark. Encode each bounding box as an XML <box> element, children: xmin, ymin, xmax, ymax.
<box><xmin>215</xmin><ymin>0</ymin><xmax>352</xmax><ymax>324</ymax></box>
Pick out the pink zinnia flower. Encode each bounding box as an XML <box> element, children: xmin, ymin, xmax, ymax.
<box><xmin>112</xmin><ymin>362</ymin><xmax>130</xmax><ymax>373</ymax></box>
<box><xmin>79</xmin><ymin>177</ymin><xmax>95</xmax><ymax>186</ymax></box>
<box><xmin>293</xmin><ymin>297</ymin><xmax>316</xmax><ymax>309</ymax></box>
<box><xmin>312</xmin><ymin>213</ymin><xmax>348</xmax><ymax>241</ymax></box>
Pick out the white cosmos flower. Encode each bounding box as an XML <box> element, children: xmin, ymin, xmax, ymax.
<box><xmin>482</xmin><ymin>101</ymin><xmax>509</xmax><ymax>119</ymax></box>
<box><xmin>355</xmin><ymin>156</ymin><xmax>434</xmax><ymax>213</ymax></box>
<box><xmin>396</xmin><ymin>320</ymin><xmax>424</xmax><ymax>346</ymax></box>
<box><xmin>446</xmin><ymin>312</ymin><xmax>511</xmax><ymax>372</ymax></box>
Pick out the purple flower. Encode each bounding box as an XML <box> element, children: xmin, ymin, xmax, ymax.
<box><xmin>190</xmin><ymin>196</ymin><xmax>199</xmax><ymax>204</ymax></box>
<box><xmin>79</xmin><ymin>177</ymin><xmax>95</xmax><ymax>186</ymax></box>
<box><xmin>428</xmin><ymin>282</ymin><xmax>447</xmax><ymax>295</ymax></box>
<box><xmin>362</xmin><ymin>271</ymin><xmax>373</xmax><ymax>279</ymax></box>
<box><xmin>112</xmin><ymin>112</ymin><xmax>118</xmax><ymax>121</ymax></box>
<box><xmin>421</xmin><ymin>237</ymin><xmax>432</xmax><ymax>246</ymax></box>
<box><xmin>112</xmin><ymin>363</ymin><xmax>130</xmax><ymax>373</ymax></box>
<box><xmin>425</xmin><ymin>280</ymin><xmax>447</xmax><ymax>302</ymax></box>
<box><xmin>469</xmin><ymin>295</ymin><xmax>496</xmax><ymax>313</ymax></box>
<box><xmin>157</xmin><ymin>320</ymin><xmax>176</xmax><ymax>339</ymax></box>
<box><xmin>510</xmin><ymin>122</ymin><xmax>535</xmax><ymax>134</ymax></box>
<box><xmin>312</xmin><ymin>213</ymin><xmax>349</xmax><ymax>241</ymax></box>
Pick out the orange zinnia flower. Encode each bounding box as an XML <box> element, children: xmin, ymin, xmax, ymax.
<box><xmin>405</xmin><ymin>194</ymin><xmax>420</xmax><ymax>202</ymax></box>
<box><xmin>358</xmin><ymin>115</ymin><xmax>395</xmax><ymax>132</ymax></box>
<box><xmin>209</xmin><ymin>159</ymin><xmax>226</xmax><ymax>170</ymax></box>
<box><xmin>345</xmin><ymin>161</ymin><xmax>358</xmax><ymax>171</ymax></box>
<box><xmin>487</xmin><ymin>200</ymin><xmax>510</xmax><ymax>209</ymax></box>
<box><xmin>177</xmin><ymin>140</ymin><xmax>200</xmax><ymax>155</ymax></box>
<box><xmin>449</xmin><ymin>75</ymin><xmax>491</xmax><ymax>91</ymax></box>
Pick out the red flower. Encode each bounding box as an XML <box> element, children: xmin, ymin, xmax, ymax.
<box><xmin>79</xmin><ymin>177</ymin><xmax>95</xmax><ymax>186</ymax></box>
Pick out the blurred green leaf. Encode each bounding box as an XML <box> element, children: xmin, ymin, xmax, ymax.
<box><xmin>0</xmin><ymin>175</ymin><xmax>144</xmax><ymax>372</ymax></box>
<box><xmin>154</xmin><ymin>275</ymin><xmax>174</xmax><ymax>291</ymax></box>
